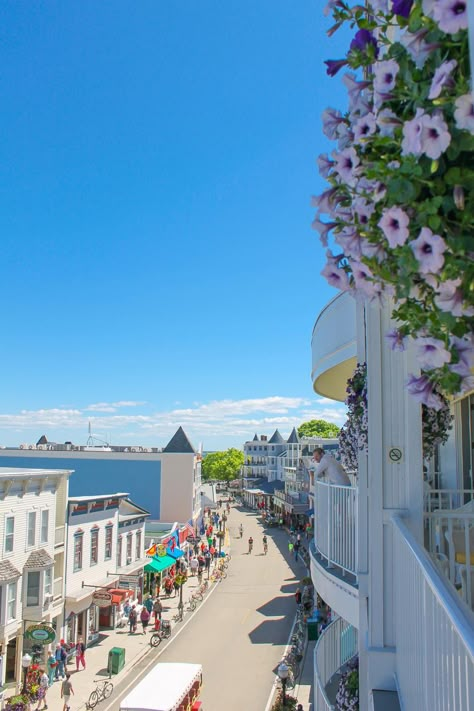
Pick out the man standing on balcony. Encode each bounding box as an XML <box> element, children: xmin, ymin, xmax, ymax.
<box><xmin>311</xmin><ymin>448</ymin><xmax>351</xmax><ymax>486</ymax></box>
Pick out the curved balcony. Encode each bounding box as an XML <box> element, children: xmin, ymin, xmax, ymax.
<box><xmin>310</xmin><ymin>480</ymin><xmax>359</xmax><ymax>627</ymax></box>
<box><xmin>314</xmin><ymin>617</ymin><xmax>358</xmax><ymax>710</ymax></box>
<box><xmin>311</xmin><ymin>291</ymin><xmax>357</xmax><ymax>401</ymax></box>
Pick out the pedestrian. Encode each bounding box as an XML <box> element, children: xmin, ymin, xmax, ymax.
<box><xmin>173</xmin><ymin>577</ymin><xmax>180</xmax><ymax>597</ymax></box>
<box><xmin>297</xmin><ymin>705</ymin><xmax>304</xmax><ymax>711</ymax></box>
<box><xmin>190</xmin><ymin>557</ymin><xmax>199</xmax><ymax>576</ymax></box>
<box><xmin>144</xmin><ymin>595</ymin><xmax>154</xmax><ymax>614</ymax></box>
<box><xmin>129</xmin><ymin>605</ymin><xmax>137</xmax><ymax>633</ymax></box>
<box><xmin>75</xmin><ymin>637</ymin><xmax>86</xmax><ymax>671</ymax></box>
<box><xmin>294</xmin><ymin>541</ymin><xmax>300</xmax><ymax>561</ymax></box>
<box><xmin>54</xmin><ymin>643</ymin><xmax>66</xmax><ymax>680</ymax></box>
<box><xmin>204</xmin><ymin>550</ymin><xmax>211</xmax><ymax>570</ymax></box>
<box><xmin>193</xmin><ymin>543</ymin><xmax>200</xmax><ymax>556</ymax></box>
<box><xmin>35</xmin><ymin>669</ymin><xmax>49</xmax><ymax>711</ymax></box>
<box><xmin>212</xmin><ymin>536</ymin><xmax>217</xmax><ymax>549</ymax></box>
<box><xmin>153</xmin><ymin>597</ymin><xmax>163</xmax><ymax>621</ymax></box>
<box><xmin>61</xmin><ymin>673</ymin><xmax>74</xmax><ymax>711</ymax></box>
<box><xmin>140</xmin><ymin>605</ymin><xmax>150</xmax><ymax>633</ymax></box>
<box><xmin>288</xmin><ymin>541</ymin><xmax>294</xmax><ymax>557</ymax></box>
<box><xmin>295</xmin><ymin>588</ymin><xmax>302</xmax><ymax>605</ymax></box>
<box><xmin>46</xmin><ymin>649</ymin><xmax>56</xmax><ymax>687</ymax></box>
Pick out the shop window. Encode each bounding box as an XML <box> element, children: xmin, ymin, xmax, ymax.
<box><xmin>135</xmin><ymin>531</ymin><xmax>142</xmax><ymax>560</ymax></box>
<box><xmin>74</xmin><ymin>533</ymin><xmax>83</xmax><ymax>572</ymax></box>
<box><xmin>40</xmin><ymin>509</ymin><xmax>49</xmax><ymax>544</ymax></box>
<box><xmin>105</xmin><ymin>526</ymin><xmax>113</xmax><ymax>560</ymax></box>
<box><xmin>5</xmin><ymin>516</ymin><xmax>14</xmax><ymax>553</ymax></box>
<box><xmin>90</xmin><ymin>528</ymin><xmax>99</xmax><ymax>566</ymax></box>
<box><xmin>7</xmin><ymin>581</ymin><xmax>17</xmax><ymax>620</ymax></box>
<box><xmin>126</xmin><ymin>534</ymin><xmax>133</xmax><ymax>565</ymax></box>
<box><xmin>44</xmin><ymin>567</ymin><xmax>52</xmax><ymax>596</ymax></box>
<box><xmin>27</xmin><ymin>511</ymin><xmax>36</xmax><ymax>547</ymax></box>
<box><xmin>27</xmin><ymin>571</ymin><xmax>40</xmax><ymax>606</ymax></box>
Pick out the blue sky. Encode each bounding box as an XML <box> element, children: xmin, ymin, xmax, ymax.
<box><xmin>1</xmin><ymin>1</ymin><xmax>351</xmax><ymax>450</ymax></box>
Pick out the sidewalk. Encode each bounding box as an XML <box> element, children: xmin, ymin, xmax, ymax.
<box><xmin>35</xmin><ymin>568</ymin><xmax>221</xmax><ymax>711</ymax></box>
<box><xmin>294</xmin><ymin>639</ymin><xmax>315</xmax><ymax>711</ymax></box>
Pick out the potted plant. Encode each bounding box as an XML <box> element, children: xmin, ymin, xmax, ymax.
<box><xmin>270</xmin><ymin>690</ymin><xmax>298</xmax><ymax>710</ymax></box>
<box><xmin>5</xmin><ymin>694</ymin><xmax>31</xmax><ymax>711</ymax></box>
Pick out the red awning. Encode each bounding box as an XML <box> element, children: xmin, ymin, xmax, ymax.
<box><xmin>111</xmin><ymin>593</ymin><xmax>123</xmax><ymax>605</ymax></box>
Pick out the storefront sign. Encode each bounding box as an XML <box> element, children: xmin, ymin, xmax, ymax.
<box><xmin>186</xmin><ymin>536</ymin><xmax>200</xmax><ymax>545</ymax></box>
<box><xmin>25</xmin><ymin>623</ymin><xmax>56</xmax><ymax>644</ymax></box>
<box><xmin>92</xmin><ymin>591</ymin><xmax>113</xmax><ymax>608</ymax></box>
<box><xmin>118</xmin><ymin>575</ymin><xmax>140</xmax><ymax>589</ymax></box>
<box><xmin>156</xmin><ymin>544</ymin><xmax>166</xmax><ymax>557</ymax></box>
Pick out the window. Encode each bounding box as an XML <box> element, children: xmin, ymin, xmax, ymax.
<box><xmin>5</xmin><ymin>517</ymin><xmax>14</xmax><ymax>553</ymax></box>
<box><xmin>135</xmin><ymin>531</ymin><xmax>142</xmax><ymax>560</ymax></box>
<box><xmin>74</xmin><ymin>534</ymin><xmax>83</xmax><ymax>572</ymax></box>
<box><xmin>105</xmin><ymin>526</ymin><xmax>113</xmax><ymax>561</ymax></box>
<box><xmin>27</xmin><ymin>571</ymin><xmax>40</xmax><ymax>606</ymax></box>
<box><xmin>40</xmin><ymin>510</ymin><xmax>49</xmax><ymax>544</ymax></box>
<box><xmin>126</xmin><ymin>534</ymin><xmax>133</xmax><ymax>565</ymax></box>
<box><xmin>117</xmin><ymin>536</ymin><xmax>122</xmax><ymax>567</ymax></box>
<box><xmin>7</xmin><ymin>582</ymin><xmax>17</xmax><ymax>621</ymax></box>
<box><xmin>44</xmin><ymin>568</ymin><xmax>52</xmax><ymax>597</ymax></box>
<box><xmin>27</xmin><ymin>511</ymin><xmax>36</xmax><ymax>547</ymax></box>
<box><xmin>90</xmin><ymin>529</ymin><xmax>99</xmax><ymax>565</ymax></box>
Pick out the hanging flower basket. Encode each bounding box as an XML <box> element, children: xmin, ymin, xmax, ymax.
<box><xmin>314</xmin><ymin>1</ymin><xmax>474</xmax><ymax>406</ymax></box>
<box><xmin>335</xmin><ymin>656</ymin><xmax>359</xmax><ymax>711</ymax></box>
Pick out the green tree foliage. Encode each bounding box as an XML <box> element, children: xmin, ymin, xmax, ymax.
<box><xmin>297</xmin><ymin>419</ymin><xmax>340</xmax><ymax>439</ymax></box>
<box><xmin>201</xmin><ymin>448</ymin><xmax>244</xmax><ymax>482</ymax></box>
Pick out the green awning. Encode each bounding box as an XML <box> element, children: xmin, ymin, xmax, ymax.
<box><xmin>144</xmin><ymin>555</ymin><xmax>176</xmax><ymax>573</ymax></box>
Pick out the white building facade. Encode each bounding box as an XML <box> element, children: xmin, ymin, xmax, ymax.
<box><xmin>0</xmin><ymin>467</ymin><xmax>70</xmax><ymax>686</ymax></box>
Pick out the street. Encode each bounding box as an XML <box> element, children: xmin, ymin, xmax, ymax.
<box><xmin>101</xmin><ymin>503</ymin><xmax>305</xmax><ymax>711</ymax></box>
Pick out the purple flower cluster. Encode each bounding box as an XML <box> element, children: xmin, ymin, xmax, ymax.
<box><xmin>338</xmin><ymin>364</ymin><xmax>368</xmax><ymax>472</ymax></box>
<box><xmin>336</xmin><ymin>656</ymin><xmax>359</xmax><ymax>711</ymax></box>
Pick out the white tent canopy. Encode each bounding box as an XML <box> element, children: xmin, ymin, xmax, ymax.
<box><xmin>120</xmin><ymin>663</ymin><xmax>202</xmax><ymax>711</ymax></box>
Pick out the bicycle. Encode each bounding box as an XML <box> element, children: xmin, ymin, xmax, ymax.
<box><xmin>149</xmin><ymin>620</ymin><xmax>172</xmax><ymax>647</ymax></box>
<box><xmin>199</xmin><ymin>580</ymin><xmax>209</xmax><ymax>594</ymax></box>
<box><xmin>186</xmin><ymin>598</ymin><xmax>197</xmax><ymax>612</ymax></box>
<box><xmin>87</xmin><ymin>679</ymin><xmax>114</xmax><ymax>709</ymax></box>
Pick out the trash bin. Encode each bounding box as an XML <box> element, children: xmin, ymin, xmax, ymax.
<box><xmin>108</xmin><ymin>646</ymin><xmax>126</xmax><ymax>674</ymax></box>
<box><xmin>307</xmin><ymin>617</ymin><xmax>319</xmax><ymax>641</ymax></box>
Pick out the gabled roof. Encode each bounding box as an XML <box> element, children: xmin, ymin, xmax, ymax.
<box><xmin>268</xmin><ymin>429</ymin><xmax>285</xmax><ymax>444</ymax></box>
<box><xmin>24</xmin><ymin>549</ymin><xmax>54</xmax><ymax>569</ymax></box>
<box><xmin>36</xmin><ymin>434</ymin><xmax>48</xmax><ymax>445</ymax></box>
<box><xmin>0</xmin><ymin>559</ymin><xmax>21</xmax><ymax>582</ymax></box>
<box><xmin>287</xmin><ymin>428</ymin><xmax>300</xmax><ymax>444</ymax></box>
<box><xmin>162</xmin><ymin>427</ymin><xmax>195</xmax><ymax>454</ymax></box>
<box><xmin>119</xmin><ymin>498</ymin><xmax>150</xmax><ymax>520</ymax></box>
<box><xmin>252</xmin><ymin>434</ymin><xmax>259</xmax><ymax>441</ymax></box>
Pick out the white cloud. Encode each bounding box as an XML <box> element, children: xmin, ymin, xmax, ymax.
<box><xmin>85</xmin><ymin>401</ymin><xmax>146</xmax><ymax>413</ymax></box>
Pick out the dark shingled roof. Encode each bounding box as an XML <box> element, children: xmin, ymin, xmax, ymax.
<box><xmin>287</xmin><ymin>428</ymin><xmax>300</xmax><ymax>444</ymax></box>
<box><xmin>24</xmin><ymin>549</ymin><xmax>54</xmax><ymax>569</ymax></box>
<box><xmin>0</xmin><ymin>559</ymin><xmax>21</xmax><ymax>582</ymax></box>
<box><xmin>268</xmin><ymin>429</ymin><xmax>285</xmax><ymax>444</ymax></box>
<box><xmin>162</xmin><ymin>426</ymin><xmax>195</xmax><ymax>454</ymax></box>
<box><xmin>252</xmin><ymin>434</ymin><xmax>259</xmax><ymax>441</ymax></box>
<box><xmin>36</xmin><ymin>434</ymin><xmax>48</xmax><ymax>445</ymax></box>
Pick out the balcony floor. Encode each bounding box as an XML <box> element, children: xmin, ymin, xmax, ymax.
<box><xmin>312</xmin><ymin>544</ymin><xmax>358</xmax><ymax>590</ymax></box>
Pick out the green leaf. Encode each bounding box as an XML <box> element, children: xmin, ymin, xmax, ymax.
<box><xmin>386</xmin><ymin>176</ymin><xmax>417</xmax><ymax>203</ymax></box>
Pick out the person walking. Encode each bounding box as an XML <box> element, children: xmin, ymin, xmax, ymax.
<box><xmin>75</xmin><ymin>637</ymin><xmax>86</xmax><ymax>671</ymax></box>
<box><xmin>239</xmin><ymin>523</ymin><xmax>243</xmax><ymax>538</ymax></box>
<box><xmin>46</xmin><ymin>650</ymin><xmax>56</xmax><ymax>687</ymax></box>
<box><xmin>54</xmin><ymin>643</ymin><xmax>66</xmax><ymax>681</ymax></box>
<box><xmin>128</xmin><ymin>605</ymin><xmax>137</xmax><ymax>634</ymax></box>
<box><xmin>140</xmin><ymin>605</ymin><xmax>150</xmax><ymax>634</ymax></box>
<box><xmin>61</xmin><ymin>673</ymin><xmax>74</xmax><ymax>711</ymax></box>
<box><xmin>190</xmin><ymin>557</ymin><xmax>199</xmax><ymax>576</ymax></box>
<box><xmin>248</xmin><ymin>536</ymin><xmax>253</xmax><ymax>554</ymax></box>
<box><xmin>35</xmin><ymin>669</ymin><xmax>49</xmax><ymax>711</ymax></box>
<box><xmin>263</xmin><ymin>534</ymin><xmax>268</xmax><ymax>555</ymax></box>
<box><xmin>295</xmin><ymin>588</ymin><xmax>302</xmax><ymax>606</ymax></box>
<box><xmin>144</xmin><ymin>594</ymin><xmax>154</xmax><ymax>615</ymax></box>
<box><xmin>288</xmin><ymin>540</ymin><xmax>294</xmax><ymax>557</ymax></box>
<box><xmin>153</xmin><ymin>597</ymin><xmax>163</xmax><ymax>622</ymax></box>
<box><xmin>294</xmin><ymin>540</ymin><xmax>300</xmax><ymax>561</ymax></box>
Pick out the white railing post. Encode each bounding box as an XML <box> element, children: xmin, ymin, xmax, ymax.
<box><xmin>327</xmin><ymin>483</ymin><xmax>333</xmax><ymax>569</ymax></box>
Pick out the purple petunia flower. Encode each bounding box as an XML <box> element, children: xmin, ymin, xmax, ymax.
<box><xmin>386</xmin><ymin>329</ymin><xmax>407</xmax><ymax>351</ymax></box>
<box><xmin>400</xmin><ymin>27</ymin><xmax>441</xmax><ymax>68</ymax></box>
<box><xmin>402</xmin><ymin>109</ymin><xmax>451</xmax><ymax>159</ymax></box>
<box><xmin>351</xmin><ymin>260</ymin><xmax>381</xmax><ymax>299</ymax></box>
<box><xmin>312</xmin><ymin>213</ymin><xmax>336</xmax><ymax>246</ymax></box>
<box><xmin>353</xmin><ymin>112</ymin><xmax>377</xmax><ymax>144</ymax></box>
<box><xmin>325</xmin><ymin>58</ymin><xmax>348</xmax><ymax>77</ymax></box>
<box><xmin>454</xmin><ymin>94</ymin><xmax>474</xmax><ymax>134</ymax></box>
<box><xmin>333</xmin><ymin>147</ymin><xmax>360</xmax><ymax>185</ymax></box>
<box><xmin>317</xmin><ymin>153</ymin><xmax>334</xmax><ymax>178</ymax></box>
<box><xmin>342</xmin><ymin>73</ymin><xmax>371</xmax><ymax>110</ymax></box>
<box><xmin>350</xmin><ymin>29</ymin><xmax>378</xmax><ymax>54</ymax></box>
<box><xmin>352</xmin><ymin>198</ymin><xmax>375</xmax><ymax>226</ymax></box>
<box><xmin>322</xmin><ymin>107</ymin><xmax>345</xmax><ymax>139</ymax></box>
<box><xmin>433</xmin><ymin>0</ymin><xmax>468</xmax><ymax>35</ymax></box>
<box><xmin>434</xmin><ymin>279</ymin><xmax>474</xmax><ymax>316</ymax></box>
<box><xmin>321</xmin><ymin>251</ymin><xmax>350</xmax><ymax>290</ymax></box>
<box><xmin>378</xmin><ymin>206</ymin><xmax>410</xmax><ymax>248</ymax></box>
<box><xmin>406</xmin><ymin>374</ymin><xmax>445</xmax><ymax>409</ymax></box>
<box><xmin>311</xmin><ymin>187</ymin><xmax>338</xmax><ymax>216</ymax></box>
<box><xmin>335</xmin><ymin>227</ymin><xmax>363</xmax><ymax>259</ymax></box>
<box><xmin>428</xmin><ymin>59</ymin><xmax>457</xmax><ymax>99</ymax></box>
<box><xmin>415</xmin><ymin>336</ymin><xmax>451</xmax><ymax>369</ymax></box>
<box><xmin>373</xmin><ymin>59</ymin><xmax>400</xmax><ymax>95</ymax></box>
<box><xmin>450</xmin><ymin>335</ymin><xmax>474</xmax><ymax>370</ymax></box>
<box><xmin>360</xmin><ymin>238</ymin><xmax>386</xmax><ymax>262</ymax></box>
<box><xmin>411</xmin><ymin>227</ymin><xmax>447</xmax><ymax>274</ymax></box>
<box><xmin>392</xmin><ymin>0</ymin><xmax>414</xmax><ymax>17</ymax></box>
<box><xmin>376</xmin><ymin>108</ymin><xmax>401</xmax><ymax>137</ymax></box>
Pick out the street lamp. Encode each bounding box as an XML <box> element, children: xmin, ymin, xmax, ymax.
<box><xmin>278</xmin><ymin>662</ymin><xmax>289</xmax><ymax>707</ymax></box>
<box><xmin>21</xmin><ymin>653</ymin><xmax>32</xmax><ymax>695</ymax></box>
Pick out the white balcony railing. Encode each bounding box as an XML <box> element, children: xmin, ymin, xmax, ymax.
<box><xmin>314</xmin><ymin>617</ymin><xmax>358</xmax><ymax>710</ymax></box>
<box><xmin>393</xmin><ymin>515</ymin><xmax>474</xmax><ymax>710</ymax></box>
<box><xmin>315</xmin><ymin>480</ymin><xmax>358</xmax><ymax>576</ymax></box>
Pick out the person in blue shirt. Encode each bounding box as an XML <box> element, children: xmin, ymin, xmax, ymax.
<box><xmin>54</xmin><ymin>643</ymin><xmax>66</xmax><ymax>680</ymax></box>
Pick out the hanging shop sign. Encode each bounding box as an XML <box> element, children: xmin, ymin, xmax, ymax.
<box><xmin>118</xmin><ymin>575</ymin><xmax>140</xmax><ymax>590</ymax></box>
<box><xmin>25</xmin><ymin>623</ymin><xmax>56</xmax><ymax>645</ymax></box>
<box><xmin>156</xmin><ymin>544</ymin><xmax>167</xmax><ymax>557</ymax></box>
<box><xmin>91</xmin><ymin>591</ymin><xmax>113</xmax><ymax>608</ymax></box>
<box><xmin>186</xmin><ymin>536</ymin><xmax>200</xmax><ymax>545</ymax></box>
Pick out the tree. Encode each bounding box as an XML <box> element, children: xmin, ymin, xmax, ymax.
<box><xmin>201</xmin><ymin>448</ymin><xmax>244</xmax><ymax>482</ymax></box>
<box><xmin>297</xmin><ymin>419</ymin><xmax>340</xmax><ymax>439</ymax></box>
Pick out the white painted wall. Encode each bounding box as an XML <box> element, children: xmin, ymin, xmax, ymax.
<box><xmin>159</xmin><ymin>453</ymin><xmax>195</xmax><ymax>522</ymax></box>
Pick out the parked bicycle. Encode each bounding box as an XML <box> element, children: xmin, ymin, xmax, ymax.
<box><xmin>86</xmin><ymin>679</ymin><xmax>114</xmax><ymax>709</ymax></box>
<box><xmin>149</xmin><ymin>620</ymin><xmax>172</xmax><ymax>647</ymax></box>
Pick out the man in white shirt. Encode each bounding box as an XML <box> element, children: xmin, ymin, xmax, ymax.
<box><xmin>312</xmin><ymin>448</ymin><xmax>351</xmax><ymax>486</ymax></box>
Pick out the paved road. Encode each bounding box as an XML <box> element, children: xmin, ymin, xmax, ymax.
<box><xmin>104</xmin><ymin>504</ymin><xmax>305</xmax><ymax>711</ymax></box>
